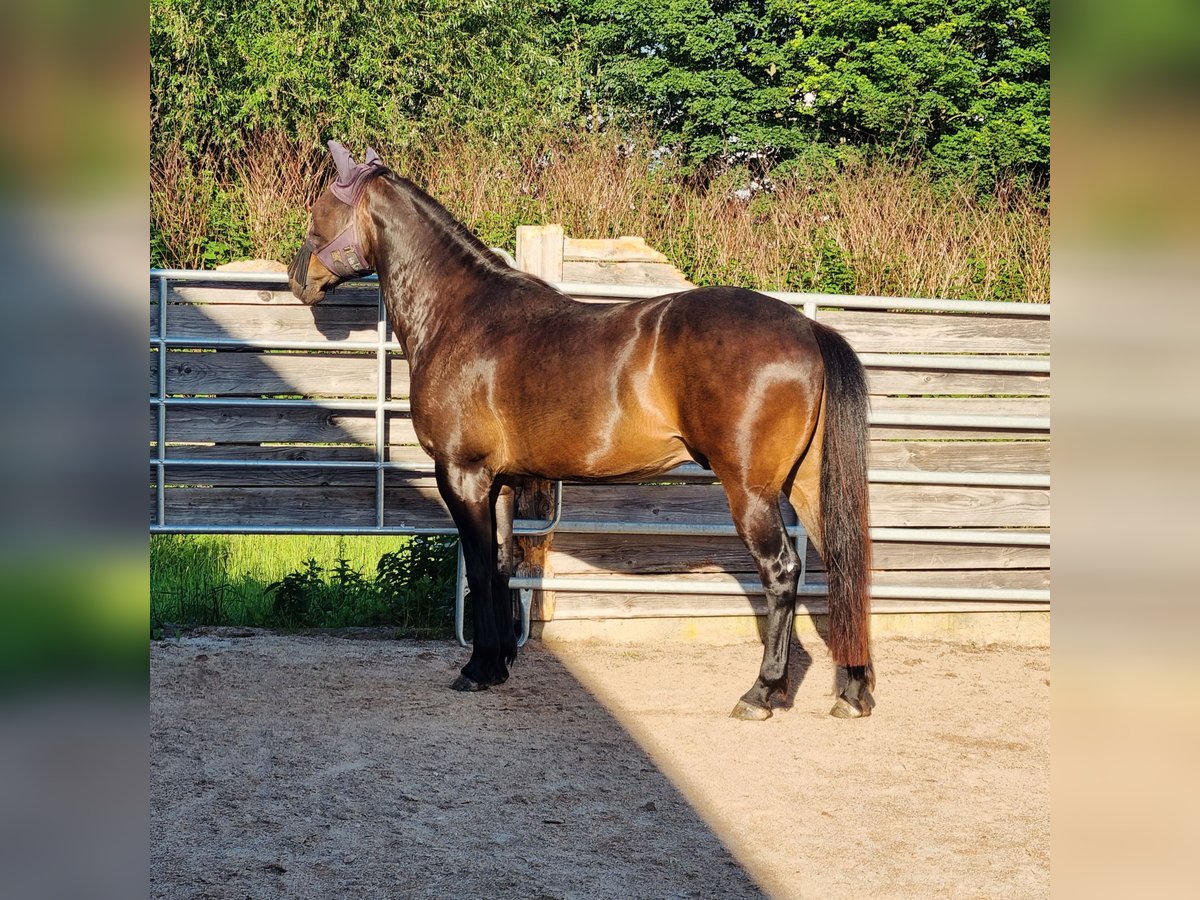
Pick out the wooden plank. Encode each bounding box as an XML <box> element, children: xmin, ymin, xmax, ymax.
<box><xmin>816</xmin><ymin>309</ymin><xmax>1049</xmax><ymax>354</ymax></box>
<box><xmin>158</xmin><ymin>351</ymin><xmax>410</xmax><ymax>398</ymax></box>
<box><xmin>867</xmin><ymin>569</ymin><xmax>1048</xmax><ymax>589</ymax></box>
<box><xmin>868</xmin><ymin>483</ymin><xmax>1049</xmax><ymax>527</ymax></box>
<box><xmin>868</xmin><ymin>441</ymin><xmax>1049</xmax><ymax>474</ymax></box>
<box><xmin>559</xmin><ymin>483</ymin><xmax>1048</xmax><ymax>528</ymax></box>
<box><xmin>160</xmin><ymin>407</ymin><xmax>420</xmax><ymax>445</ymax></box>
<box><xmin>559</xmin><ymin>484</ymin><xmax>765</xmax><ymax>527</ymax></box>
<box><xmin>547</xmin><ymin>535</ymin><xmax>1049</xmax><ymax>575</ymax></box>
<box><xmin>562</xmin><ymin>260</ymin><xmax>693</xmax><ymax>288</ymax></box>
<box><xmin>869</xmin><ymin>396</ymin><xmax>1049</xmax><ymax>418</ymax></box>
<box><xmin>564</xmin><ymin>236</ymin><xmax>675</xmax><ymax>264</ymax></box>
<box><xmin>153</xmin><ymin>444</ymin><xmax>434</xmax><ymax>486</ymax></box>
<box><xmin>158</xmin><ymin>484</ymin><xmax>452</xmax><ymax>528</ymax></box>
<box><xmin>166</xmin><ymin>304</ymin><xmax>382</xmax><ymax>344</ymax></box>
<box><xmin>866</xmin><ymin>368</ymin><xmax>1049</xmax><ymax>396</ymax></box>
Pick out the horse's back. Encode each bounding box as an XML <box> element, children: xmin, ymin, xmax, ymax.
<box><xmin>653</xmin><ymin>286</ymin><xmax>823</xmax><ymax>389</ymax></box>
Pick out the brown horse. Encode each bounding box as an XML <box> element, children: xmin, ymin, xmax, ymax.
<box><xmin>289</xmin><ymin>143</ymin><xmax>875</xmax><ymax>720</ymax></box>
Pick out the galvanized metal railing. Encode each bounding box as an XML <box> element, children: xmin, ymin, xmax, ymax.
<box><xmin>150</xmin><ymin>269</ymin><xmax>1050</xmax><ymax>643</ymax></box>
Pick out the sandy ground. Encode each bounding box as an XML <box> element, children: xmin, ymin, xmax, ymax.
<box><xmin>151</xmin><ymin>629</ymin><xmax>1048</xmax><ymax>899</ymax></box>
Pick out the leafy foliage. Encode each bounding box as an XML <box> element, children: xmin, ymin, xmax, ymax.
<box><xmin>152</xmin><ymin>0</ymin><xmax>1048</xmax><ymax>187</ymax></box>
<box><xmin>784</xmin><ymin>0</ymin><xmax>1049</xmax><ymax>186</ymax></box>
<box><xmin>151</xmin><ymin>534</ymin><xmax>459</xmax><ymax>632</ymax></box>
<box><xmin>260</xmin><ymin>538</ymin><xmax>458</xmax><ymax>630</ymax></box>
<box><xmin>561</xmin><ymin>0</ymin><xmax>1048</xmax><ymax>185</ymax></box>
<box><xmin>151</xmin><ymin>0</ymin><xmax>583</xmax><ymax>156</ymax></box>
<box><xmin>560</xmin><ymin>0</ymin><xmax>810</xmax><ymax>169</ymax></box>
<box><xmin>375</xmin><ymin>537</ymin><xmax>459</xmax><ymax>632</ymax></box>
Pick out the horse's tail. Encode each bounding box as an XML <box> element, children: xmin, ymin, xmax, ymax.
<box><xmin>811</xmin><ymin>320</ymin><xmax>873</xmax><ymax>670</ymax></box>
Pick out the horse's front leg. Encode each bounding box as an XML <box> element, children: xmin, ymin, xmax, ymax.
<box><xmin>436</xmin><ymin>463</ymin><xmax>508</xmax><ymax>691</ymax></box>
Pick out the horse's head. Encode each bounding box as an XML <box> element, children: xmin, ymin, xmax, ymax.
<box><xmin>288</xmin><ymin>141</ymin><xmax>388</xmax><ymax>304</ymax></box>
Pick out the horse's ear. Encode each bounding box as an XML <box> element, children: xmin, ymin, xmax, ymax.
<box><xmin>365</xmin><ymin>147</ymin><xmax>382</xmax><ymax>166</ymax></box>
<box><xmin>328</xmin><ymin>141</ymin><xmax>357</xmax><ymax>179</ymax></box>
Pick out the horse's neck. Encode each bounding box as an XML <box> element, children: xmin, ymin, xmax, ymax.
<box><xmin>372</xmin><ymin>183</ymin><xmax>497</xmax><ymax>367</ymax></box>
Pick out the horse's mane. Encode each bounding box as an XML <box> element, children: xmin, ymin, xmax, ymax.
<box><xmin>379</xmin><ymin>171</ymin><xmax>512</xmax><ymax>276</ymax></box>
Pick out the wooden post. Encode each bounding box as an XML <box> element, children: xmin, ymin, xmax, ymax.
<box><xmin>511</xmin><ymin>225</ymin><xmax>562</xmax><ymax>624</ymax></box>
<box><xmin>515</xmin><ymin>225</ymin><xmax>564</xmax><ymax>282</ymax></box>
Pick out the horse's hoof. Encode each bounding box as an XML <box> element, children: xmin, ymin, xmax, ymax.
<box><xmin>730</xmin><ymin>698</ymin><xmax>773</xmax><ymax>721</ymax></box>
<box><xmin>451</xmin><ymin>674</ymin><xmax>488</xmax><ymax>692</ymax></box>
<box><xmin>829</xmin><ymin>692</ymin><xmax>872</xmax><ymax>719</ymax></box>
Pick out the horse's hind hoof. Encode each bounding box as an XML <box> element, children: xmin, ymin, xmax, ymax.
<box><xmin>451</xmin><ymin>674</ymin><xmax>488</xmax><ymax>692</ymax></box>
<box><xmin>730</xmin><ymin>698</ymin><xmax>773</xmax><ymax>721</ymax></box>
<box><xmin>829</xmin><ymin>691</ymin><xmax>873</xmax><ymax>719</ymax></box>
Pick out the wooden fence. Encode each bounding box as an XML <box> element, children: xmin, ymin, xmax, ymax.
<box><xmin>150</xmin><ymin>229</ymin><xmax>1049</xmax><ymax>627</ymax></box>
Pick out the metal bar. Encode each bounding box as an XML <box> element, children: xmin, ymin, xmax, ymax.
<box><xmin>152</xmin><ymin>337</ymin><xmax>1047</xmax><ymax>373</ymax></box>
<box><xmin>869</xmin><ymin>527</ymin><xmax>1050</xmax><ymax>546</ymax></box>
<box><xmin>506</xmin><ymin>574</ymin><xmax>1049</xmax><ymax>603</ymax></box>
<box><xmin>869</xmin><ymin>411</ymin><xmax>1050</xmax><ymax>430</ymax></box>
<box><xmin>158</xmin><ymin>402</ymin><xmax>1051</xmax><ymax>435</ymax></box>
<box><xmin>156</xmin><ymin>275</ymin><xmax>168</xmax><ymax>527</ymax></box>
<box><xmin>376</xmin><ymin>292</ymin><xmax>388</xmax><ymax>529</ymax></box>
<box><xmin>154</xmin><ymin>337</ymin><xmax>404</xmax><ymax>352</ymax></box>
<box><xmin>148</xmin><ymin>521</ymin><xmax>1048</xmax><ymax>551</ymax></box>
<box><xmin>148</xmin><ymin>519</ymin><xmax>1047</xmax><ymax>547</ymax></box>
<box><xmin>858</xmin><ymin>353</ymin><xmax>1049</xmax><ymax>373</ymax></box>
<box><xmin>149</xmin><ymin>524</ymin><xmax>457</xmax><ymax>535</ymax></box>
<box><xmin>156</xmin><ymin>457</ymin><xmax>433</xmax><ymax>472</ymax></box>
<box><xmin>545</xmin><ymin>520</ymin><xmax>804</xmax><ymax>538</ymax></box>
<box><xmin>148</xmin><ymin>268</ymin><xmax>1050</xmax><ymax>316</ymax></box>
<box><xmin>155</xmin><ymin>396</ymin><xmax>411</xmax><ymax>412</ymax></box>
<box><xmin>867</xmin><ymin>469</ymin><xmax>1049</xmax><ymax>487</ymax></box>
<box><xmin>517</xmin><ymin>590</ymin><xmax>533</xmax><ymax>647</ymax></box>
<box><xmin>455</xmin><ymin>544</ymin><xmax>467</xmax><ymax>648</ymax></box>
<box><xmin>553</xmin><ymin>280</ymin><xmax>1051</xmax><ymax>317</ymax></box>
<box><xmin>154</xmin><ymin>456</ymin><xmax>1046</xmax><ymax>489</ymax></box>
<box><xmin>547</xmin><ymin>520</ymin><xmax>1050</xmax><ymax>546</ymax></box>
<box><xmin>150</xmin><ymin>268</ymin><xmax>357</xmax><ymax>284</ymax></box>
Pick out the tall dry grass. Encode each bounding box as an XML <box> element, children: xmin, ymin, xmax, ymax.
<box><xmin>151</xmin><ymin>132</ymin><xmax>1049</xmax><ymax>302</ymax></box>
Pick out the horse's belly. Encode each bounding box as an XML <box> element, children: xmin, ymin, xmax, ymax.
<box><xmin>512</xmin><ymin>422</ymin><xmax>692</xmax><ymax>482</ymax></box>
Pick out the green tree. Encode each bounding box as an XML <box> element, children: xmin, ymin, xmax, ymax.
<box><xmin>561</xmin><ymin>0</ymin><xmax>808</xmax><ymax>169</ymax></box>
<box><xmin>562</xmin><ymin>0</ymin><xmax>1048</xmax><ymax>186</ymax></box>
<box><xmin>784</xmin><ymin>0</ymin><xmax>1049</xmax><ymax>184</ymax></box>
<box><xmin>151</xmin><ymin>0</ymin><xmax>583</xmax><ymax>156</ymax></box>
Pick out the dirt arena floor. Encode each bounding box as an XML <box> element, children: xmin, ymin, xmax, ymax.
<box><xmin>151</xmin><ymin>629</ymin><xmax>1049</xmax><ymax>898</ymax></box>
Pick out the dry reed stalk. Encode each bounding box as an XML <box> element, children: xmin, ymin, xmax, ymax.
<box><xmin>229</xmin><ymin>134</ymin><xmax>326</xmax><ymax>264</ymax></box>
<box><xmin>152</xmin><ymin>131</ymin><xmax>1048</xmax><ymax>302</ymax></box>
<box><xmin>150</xmin><ymin>142</ymin><xmax>216</xmax><ymax>269</ymax></box>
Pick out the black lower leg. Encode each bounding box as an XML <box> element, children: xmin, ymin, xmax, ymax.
<box><xmin>830</xmin><ymin>661</ymin><xmax>876</xmax><ymax>718</ymax></box>
<box><xmin>731</xmin><ymin>531</ymin><xmax>800</xmax><ymax>721</ymax></box>
<box><xmin>492</xmin><ymin>570</ymin><xmax>518</xmax><ymax>665</ymax></box>
<box><xmin>438</xmin><ymin>464</ymin><xmax>509</xmax><ymax>691</ymax></box>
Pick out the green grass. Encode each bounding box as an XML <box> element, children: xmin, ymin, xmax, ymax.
<box><xmin>150</xmin><ymin>533</ymin><xmax>458</xmax><ymax>635</ymax></box>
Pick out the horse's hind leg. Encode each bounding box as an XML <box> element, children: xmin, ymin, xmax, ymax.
<box><xmin>724</xmin><ymin>485</ymin><xmax>801</xmax><ymax>721</ymax></box>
